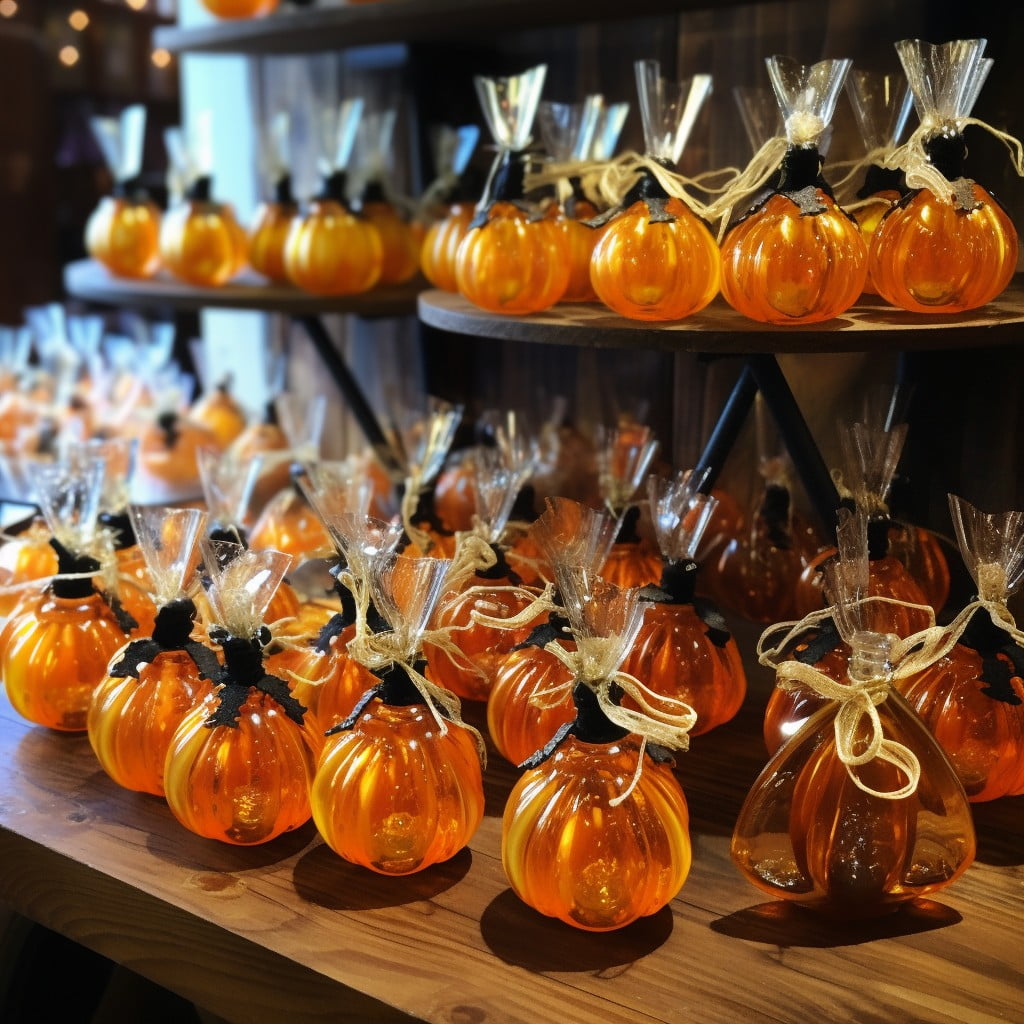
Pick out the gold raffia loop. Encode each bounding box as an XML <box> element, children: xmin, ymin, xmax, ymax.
<box><xmin>443</xmin><ymin>529</ymin><xmax>498</xmax><ymax>595</ymax></box>
<box><xmin>466</xmin><ymin>581</ymin><xmax>556</xmax><ymax>630</ymax></box>
<box><xmin>400</xmin><ymin>471</ymin><xmax>434</xmax><ymax>556</ymax></box>
<box><xmin>703</xmin><ymin>136</ymin><xmax>792</xmax><ymax>242</ymax></box>
<box><xmin>828</xmin><ymin>468</ymin><xmax>890</xmax><ymax>517</ymax></box>
<box><xmin>527</xmin><ymin>672</ymin><xmax>575</xmax><ymax>710</ymax></box>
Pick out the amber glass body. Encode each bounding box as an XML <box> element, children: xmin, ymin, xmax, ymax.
<box><xmin>88</xmin><ymin>650</ymin><xmax>216</xmax><ymax>796</ymax></box>
<box><xmin>888</xmin><ymin>524</ymin><xmax>951</xmax><ymax>615</ymax></box>
<box><xmin>361</xmin><ymin>200</ymin><xmax>421</xmax><ymax>285</ymax></box>
<box><xmin>138</xmin><ymin>416</ymin><xmax>220</xmax><ymax>488</ymax></box>
<box><xmin>420</xmin><ymin>204</ymin><xmax>474</xmax><ymax>293</ymax></box>
<box><xmin>590</xmin><ymin>198</ymin><xmax>721</xmax><ymax>321</ymax></box>
<box><xmin>720</xmin><ymin>192</ymin><xmax>868</xmax><ymax>324</ymax></box>
<box><xmin>502</xmin><ymin>736</ymin><xmax>691</xmax><ymax>931</ymax></box>
<box><xmin>732</xmin><ymin>690</ymin><xmax>975</xmax><ymax>917</ymax></box>
<box><xmin>0</xmin><ymin>522</ymin><xmax>58</xmax><ymax>616</ymax></box>
<box><xmin>1</xmin><ymin>591</ymin><xmax>130</xmax><ymax>731</ymax></box>
<box><xmin>432</xmin><ymin>461</ymin><xmax>476</xmax><ymax>533</ymax></box>
<box><xmin>164</xmin><ymin>690</ymin><xmax>314</xmax><ymax>845</ymax></box>
<box><xmin>284</xmin><ymin>200</ymin><xmax>383</xmax><ymax>296</ymax></box>
<box><xmin>159</xmin><ymin>200</ymin><xmax>247</xmax><ymax>287</ymax></box>
<box><xmin>599</xmin><ymin>540</ymin><xmax>664</xmax><ymax>590</ymax></box>
<box><xmin>190</xmin><ymin>387</ymin><xmax>249</xmax><ymax>450</ymax></box>
<box><xmin>898</xmin><ymin>643</ymin><xmax>1024</xmax><ymax>802</ymax></box>
<box><xmin>557</xmin><ymin>200</ymin><xmax>602</xmax><ymax>302</ymax></box>
<box><xmin>311</xmin><ymin>698</ymin><xmax>484</xmax><ymax>874</ymax></box>
<box><xmin>454</xmin><ymin>201</ymin><xmax>570</xmax><ymax>315</ymax></box>
<box><xmin>198</xmin><ymin>0</ymin><xmax>278</xmax><ymax>17</ymax></box>
<box><xmin>424</xmin><ymin>577</ymin><xmax>544</xmax><ymax>702</ymax></box>
<box><xmin>85</xmin><ymin>196</ymin><xmax>162</xmax><ymax>279</ymax></box>
<box><xmin>247</xmin><ymin>488</ymin><xmax>333</xmax><ymax>562</ymax></box>
<box><xmin>247</xmin><ymin>200</ymin><xmax>298</xmax><ymax>283</ymax></box>
<box><xmin>855</xmin><ymin>190</ymin><xmax>901</xmax><ymax>295</ymax></box>
<box><xmin>869</xmin><ymin>185</ymin><xmax>1018</xmax><ymax>313</ymax></box>
<box><xmin>487</xmin><ymin>645</ymin><xmax>575</xmax><ymax>766</ymax></box>
<box><xmin>620</xmin><ymin>602</ymin><xmax>747</xmax><ymax>736</ymax></box>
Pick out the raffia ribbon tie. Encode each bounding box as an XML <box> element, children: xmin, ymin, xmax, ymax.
<box><xmin>467</xmin><ymin>581</ymin><xmax>557</xmax><ymax>629</ymax></box>
<box><xmin>543</xmin><ymin>639</ymin><xmax>696</xmax><ymax>807</ymax></box>
<box><xmin>703</xmin><ymin>135</ymin><xmax>792</xmax><ymax>242</ymax></box>
<box><xmin>400</xmin><ymin>471</ymin><xmax>434</xmax><ymax>556</ymax></box>
<box><xmin>828</xmin><ymin>468</ymin><xmax>889</xmax><ymax>517</ymax></box>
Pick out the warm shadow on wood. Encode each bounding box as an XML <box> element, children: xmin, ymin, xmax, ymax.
<box><xmin>971</xmin><ymin>797</ymin><xmax>1024</xmax><ymax>867</ymax></box>
<box><xmin>144</xmin><ymin>818</ymin><xmax>319</xmax><ymax>871</ymax></box>
<box><xmin>292</xmin><ymin>841</ymin><xmax>472</xmax><ymax>910</ymax></box>
<box><xmin>710</xmin><ymin>898</ymin><xmax>961</xmax><ymax>948</ymax></box>
<box><xmin>479</xmin><ymin>888</ymin><xmax>673</xmax><ymax>971</ymax></box>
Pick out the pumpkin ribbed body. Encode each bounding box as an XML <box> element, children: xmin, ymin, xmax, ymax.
<box><xmin>88</xmin><ymin>649</ymin><xmax>216</xmax><ymax>795</ymax></box>
<box><xmin>137</xmin><ymin>416</ymin><xmax>220</xmax><ymax>489</ymax></box>
<box><xmin>190</xmin><ymin>388</ymin><xmax>248</xmax><ymax>450</ymax></box>
<box><xmin>855</xmin><ymin>190</ymin><xmax>901</xmax><ymax>295</ymax></box>
<box><xmin>247</xmin><ymin>201</ymin><xmax>298</xmax><ymax>283</ymax></box>
<box><xmin>868</xmin><ymin>185</ymin><xmax>1018</xmax><ymax>313</ymax></box>
<box><xmin>311</xmin><ymin>699</ymin><xmax>484</xmax><ymax>874</ymax></box>
<box><xmin>420</xmin><ymin>204</ymin><xmax>474</xmax><ymax>292</ymax></box>
<box><xmin>599</xmin><ymin>540</ymin><xmax>663</xmax><ymax>590</ymax></box>
<box><xmin>502</xmin><ymin>736</ymin><xmax>691</xmax><ymax>931</ymax></box>
<box><xmin>590</xmin><ymin>199</ymin><xmax>720</xmax><ymax>321</ymax></box>
<box><xmin>361</xmin><ymin>201</ymin><xmax>421</xmax><ymax>285</ymax></box>
<box><xmin>0</xmin><ymin>524</ymin><xmax>58</xmax><ymax>616</ymax></box>
<box><xmin>558</xmin><ymin>209</ymin><xmax>602</xmax><ymax>302</ymax></box>
<box><xmin>85</xmin><ymin>196</ymin><xmax>162</xmax><ymax>279</ymax></box>
<box><xmin>733</xmin><ymin>691</ymin><xmax>975</xmax><ymax>917</ymax></box>
<box><xmin>284</xmin><ymin>201</ymin><xmax>383</xmax><ymax>296</ymax></box>
<box><xmin>620</xmin><ymin>603</ymin><xmax>746</xmax><ymax>736</ymax></box>
<box><xmin>720</xmin><ymin>192</ymin><xmax>868</xmax><ymax>324</ymax></box>
<box><xmin>247</xmin><ymin>490</ymin><xmax>333</xmax><ymax>562</ymax></box>
<box><xmin>455</xmin><ymin>202</ymin><xmax>570</xmax><ymax>314</ymax></box>
<box><xmin>159</xmin><ymin>201</ymin><xmax>247</xmax><ymax>287</ymax></box>
<box><xmin>1</xmin><ymin>592</ymin><xmax>130</xmax><ymax>731</ymax></box>
<box><xmin>164</xmin><ymin>690</ymin><xmax>314</xmax><ymax>845</ymax></box>
<box><xmin>897</xmin><ymin>644</ymin><xmax>1024</xmax><ymax>802</ymax></box>
<box><xmin>487</xmin><ymin>645</ymin><xmax>575</xmax><ymax>766</ymax></box>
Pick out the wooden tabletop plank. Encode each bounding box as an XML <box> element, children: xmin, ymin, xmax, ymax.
<box><xmin>0</xmin><ymin>627</ymin><xmax>1021</xmax><ymax>1024</ymax></box>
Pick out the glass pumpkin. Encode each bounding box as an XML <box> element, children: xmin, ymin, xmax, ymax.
<box><xmin>189</xmin><ymin>382</ymin><xmax>249</xmax><ymax>451</ymax></box>
<box><xmin>455</xmin><ymin>201</ymin><xmax>569</xmax><ymax>314</ymax></box>
<box><xmin>557</xmin><ymin>201</ymin><xmax>603</xmax><ymax>303</ymax></box>
<box><xmin>1</xmin><ymin>586</ymin><xmax>131</xmax><ymax>732</ymax></box>
<box><xmin>159</xmin><ymin>197</ymin><xmax>248</xmax><ymax>288</ymax></box>
<box><xmin>247</xmin><ymin>483</ymin><xmax>334</xmax><ymax>562</ymax></box>
<box><xmin>312</xmin><ymin>691</ymin><xmax>484</xmax><ymax>875</ymax></box>
<box><xmin>85</xmin><ymin>196</ymin><xmax>162</xmax><ymax>280</ymax></box>
<box><xmin>197</xmin><ymin>0</ymin><xmax>278</xmax><ymax>18</ymax></box>
<box><xmin>0</xmin><ymin>517</ymin><xmax>59</xmax><ymax>616</ymax></box>
<box><xmin>247</xmin><ymin>198</ymin><xmax>299</xmax><ymax>284</ymax></box>
<box><xmin>502</xmin><ymin>727</ymin><xmax>691</xmax><ymax>932</ymax></box>
<box><xmin>420</xmin><ymin>203</ymin><xmax>474</xmax><ymax>293</ymax></box>
<box><xmin>164</xmin><ymin>688</ymin><xmax>314</xmax><ymax>845</ymax></box>
<box><xmin>137</xmin><ymin>411</ymin><xmax>220</xmax><ymax>492</ymax></box>
<box><xmin>889</xmin><ymin>523</ymin><xmax>951</xmax><ymax>617</ymax></box>
<box><xmin>88</xmin><ymin>647</ymin><xmax>217</xmax><ymax>796</ymax></box>
<box><xmin>867</xmin><ymin>39</ymin><xmax>1018</xmax><ymax>314</ymax></box>
<box><xmin>360</xmin><ymin>200</ymin><xmax>421</xmax><ymax>285</ymax></box>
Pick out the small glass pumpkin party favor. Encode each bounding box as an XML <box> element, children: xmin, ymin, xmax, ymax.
<box><xmin>454</xmin><ymin>64</ymin><xmax>571</xmax><ymax>314</ymax></box>
<box><xmin>841</xmin><ymin>68</ymin><xmax>914</xmax><ymax>295</ymax></box>
<box><xmin>718</xmin><ymin>56</ymin><xmax>868</xmax><ymax>324</ymax></box>
<box><xmin>189</xmin><ymin>375</ymin><xmax>249</xmax><ymax>450</ymax></box>
<box><xmin>312</xmin><ymin>549</ymin><xmax>485</xmax><ymax>875</ymax></box>
<box><xmin>352</xmin><ymin>110</ymin><xmax>422</xmax><ymax>286</ymax></box>
<box><xmin>423</xmin><ymin>439</ymin><xmax>544</xmax><ymax>702</ymax></box>
<box><xmin>502</xmin><ymin>567</ymin><xmax>695</xmax><ymax>931</ymax></box>
<box><xmin>85</xmin><ymin>105</ymin><xmax>161</xmax><ymax>280</ymax></box>
<box><xmin>284</xmin><ymin>98</ymin><xmax>384</xmax><ymax>296</ymax></box>
<box><xmin>247</xmin><ymin>112</ymin><xmax>299</xmax><ymax>284</ymax></box>
<box><xmin>0</xmin><ymin>455</ymin><xmax>133</xmax><ymax>732</ymax></box>
<box><xmin>733</xmin><ymin>561</ymin><xmax>974</xmax><ymax>917</ymax></box>
<box><xmin>896</xmin><ymin>495</ymin><xmax>1024</xmax><ymax>801</ymax></box>
<box><xmin>159</xmin><ymin>118</ymin><xmax>248</xmax><ymax>288</ymax></box>
<box><xmin>0</xmin><ymin>452</ymin><xmax>59</xmax><ymax>615</ymax></box>
<box><xmin>596</xmin><ymin>420</ymin><xmax>662</xmax><ymax>588</ymax></box>
<box><xmin>487</xmin><ymin>496</ymin><xmax>619</xmax><ymax>766</ymax></box>
<box><xmin>868</xmin><ymin>39</ymin><xmax>1021</xmax><ymax>313</ymax></box>
<box><xmin>418</xmin><ymin>124</ymin><xmax>481</xmax><ymax>293</ymax></box>
<box><xmin>136</xmin><ymin>394</ymin><xmax>221</xmax><ymax>501</ymax></box>
<box><xmin>163</xmin><ymin>540</ymin><xmax>314</xmax><ymax>845</ymax></box>
<box><xmin>198</xmin><ymin>0</ymin><xmax>278</xmax><ymax>18</ymax></box>
<box><xmin>620</xmin><ymin>474</ymin><xmax>747</xmax><ymax>736</ymax></box>
<box><xmin>589</xmin><ymin>60</ymin><xmax>721</xmax><ymax>321</ymax></box>
<box><xmin>88</xmin><ymin>506</ymin><xmax>219</xmax><ymax>796</ymax></box>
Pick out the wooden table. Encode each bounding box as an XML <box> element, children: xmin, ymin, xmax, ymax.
<box><xmin>0</xmin><ymin>623</ymin><xmax>1021</xmax><ymax>1024</ymax></box>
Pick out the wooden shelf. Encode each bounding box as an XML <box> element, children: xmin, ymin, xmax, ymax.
<box><xmin>0</xmin><ymin>631</ymin><xmax>1021</xmax><ymax>1024</ymax></box>
<box><xmin>154</xmin><ymin>0</ymin><xmax>750</xmax><ymax>56</ymax></box>
<box><xmin>417</xmin><ymin>282</ymin><xmax>1024</xmax><ymax>355</ymax></box>
<box><xmin>63</xmin><ymin>259</ymin><xmax>421</xmax><ymax>318</ymax></box>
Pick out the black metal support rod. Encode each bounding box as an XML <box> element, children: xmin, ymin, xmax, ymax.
<box><xmin>692</xmin><ymin>363</ymin><xmax>758</xmax><ymax>493</ymax></box>
<box><xmin>747</xmin><ymin>353</ymin><xmax>841</xmax><ymax>537</ymax></box>
<box><xmin>293</xmin><ymin>315</ymin><xmax>404</xmax><ymax>480</ymax></box>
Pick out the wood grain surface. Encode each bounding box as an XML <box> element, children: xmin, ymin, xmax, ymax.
<box><xmin>0</xmin><ymin>618</ymin><xmax>1020</xmax><ymax>1024</ymax></box>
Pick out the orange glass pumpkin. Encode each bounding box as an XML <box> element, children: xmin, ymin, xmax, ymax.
<box><xmin>88</xmin><ymin>605</ymin><xmax>219</xmax><ymax>796</ymax></box>
<box><xmin>557</xmin><ymin>198</ymin><xmax>602</xmax><ymax>303</ymax></box>
<box><xmin>455</xmin><ymin>201</ymin><xmax>569</xmax><ymax>314</ymax></box>
<box><xmin>0</xmin><ymin>545</ymin><xmax>131</xmax><ymax>732</ymax></box>
<box><xmin>138</xmin><ymin>411</ymin><xmax>220</xmax><ymax>492</ymax></box>
<box><xmin>164</xmin><ymin>685</ymin><xmax>314</xmax><ymax>845</ymax></box>
<box><xmin>855</xmin><ymin>187</ymin><xmax>903</xmax><ymax>296</ymax></box>
<box><xmin>85</xmin><ymin>196</ymin><xmax>162</xmax><ymax>279</ymax></box>
<box><xmin>600</xmin><ymin>535</ymin><xmax>664</xmax><ymax>590</ymax></box>
<box><xmin>197</xmin><ymin>0</ymin><xmax>278</xmax><ymax>18</ymax></box>
<box><xmin>420</xmin><ymin>203</ymin><xmax>474</xmax><ymax>292</ymax></box>
<box><xmin>247</xmin><ymin>195</ymin><xmax>299</xmax><ymax>284</ymax></box>
<box><xmin>248</xmin><ymin>483</ymin><xmax>333</xmax><ymax>562</ymax></box>
<box><xmin>619</xmin><ymin>563</ymin><xmax>747</xmax><ymax>737</ymax></box>
<box><xmin>733</xmin><ymin>641</ymin><xmax>975</xmax><ymax>917</ymax></box>
<box><xmin>590</xmin><ymin>194</ymin><xmax>721</xmax><ymax>321</ymax></box>
<box><xmin>284</xmin><ymin>197</ymin><xmax>383</xmax><ymax>297</ymax></box>
<box><xmin>360</xmin><ymin>200</ymin><xmax>421</xmax><ymax>285</ymax></box>
<box><xmin>190</xmin><ymin>381</ymin><xmax>249</xmax><ymax>450</ymax></box>
<box><xmin>311</xmin><ymin>670</ymin><xmax>484</xmax><ymax>875</ymax></box>
<box><xmin>0</xmin><ymin>516</ymin><xmax>59</xmax><ymax>616</ymax></box>
<box><xmin>889</xmin><ymin>522</ymin><xmax>951</xmax><ymax>617</ymax></box>
<box><xmin>432</xmin><ymin>454</ymin><xmax>477</xmax><ymax>533</ymax></box>
<box><xmin>502</xmin><ymin>685</ymin><xmax>691</xmax><ymax>931</ymax></box>
<box><xmin>159</xmin><ymin>188</ymin><xmax>248</xmax><ymax>288</ymax></box>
